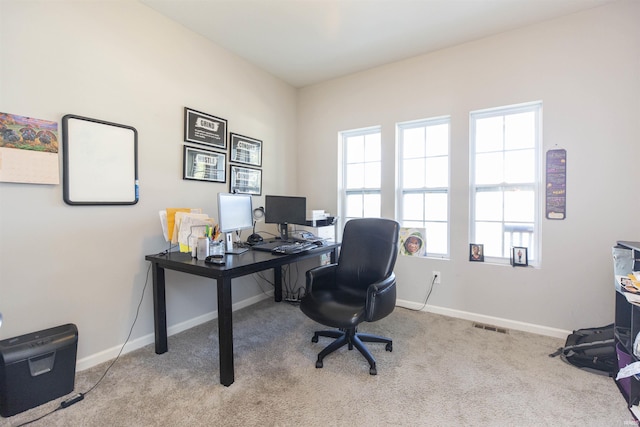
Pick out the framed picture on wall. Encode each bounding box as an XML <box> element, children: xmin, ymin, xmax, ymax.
<box><xmin>183</xmin><ymin>146</ymin><xmax>226</xmax><ymax>183</ymax></box>
<box><xmin>230</xmin><ymin>165</ymin><xmax>262</xmax><ymax>195</ymax></box>
<box><xmin>184</xmin><ymin>107</ymin><xmax>227</xmax><ymax>150</ymax></box>
<box><xmin>511</xmin><ymin>247</ymin><xmax>528</xmax><ymax>267</ymax></box>
<box><xmin>229</xmin><ymin>133</ymin><xmax>262</xmax><ymax>167</ymax></box>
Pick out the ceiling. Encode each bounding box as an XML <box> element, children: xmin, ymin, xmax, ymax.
<box><xmin>141</xmin><ymin>0</ymin><xmax>616</xmax><ymax>88</ymax></box>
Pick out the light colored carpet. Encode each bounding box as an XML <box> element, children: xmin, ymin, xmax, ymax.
<box><xmin>2</xmin><ymin>298</ymin><xmax>631</xmax><ymax>426</ymax></box>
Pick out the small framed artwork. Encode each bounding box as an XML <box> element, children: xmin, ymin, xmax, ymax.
<box><xmin>511</xmin><ymin>247</ymin><xmax>528</xmax><ymax>267</ymax></box>
<box><xmin>230</xmin><ymin>165</ymin><xmax>262</xmax><ymax>195</ymax></box>
<box><xmin>184</xmin><ymin>107</ymin><xmax>227</xmax><ymax>150</ymax></box>
<box><xmin>183</xmin><ymin>146</ymin><xmax>226</xmax><ymax>183</ymax></box>
<box><xmin>230</xmin><ymin>133</ymin><xmax>262</xmax><ymax>167</ymax></box>
<box><xmin>469</xmin><ymin>244</ymin><xmax>484</xmax><ymax>262</ymax></box>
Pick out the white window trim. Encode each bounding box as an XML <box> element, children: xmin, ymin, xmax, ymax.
<box><xmin>469</xmin><ymin>101</ymin><xmax>543</xmax><ymax>266</ymax></box>
<box><xmin>396</xmin><ymin>116</ymin><xmax>451</xmax><ymax>258</ymax></box>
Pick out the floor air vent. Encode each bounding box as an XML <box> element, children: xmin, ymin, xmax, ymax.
<box><xmin>473</xmin><ymin>323</ymin><xmax>508</xmax><ymax>334</ymax></box>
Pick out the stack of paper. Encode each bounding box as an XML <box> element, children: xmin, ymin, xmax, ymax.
<box><xmin>159</xmin><ymin>208</ymin><xmax>219</xmax><ymax>253</ymax></box>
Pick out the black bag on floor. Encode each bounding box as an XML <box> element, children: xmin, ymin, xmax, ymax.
<box><xmin>549</xmin><ymin>323</ymin><xmax>617</xmax><ymax>376</ymax></box>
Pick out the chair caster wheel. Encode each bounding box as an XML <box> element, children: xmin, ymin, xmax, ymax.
<box><xmin>369</xmin><ymin>366</ymin><xmax>377</xmax><ymax>375</ymax></box>
<box><xmin>312</xmin><ymin>335</ymin><xmax>319</xmax><ymax>343</ymax></box>
<box><xmin>385</xmin><ymin>343</ymin><xmax>392</xmax><ymax>352</ymax></box>
<box><xmin>316</xmin><ymin>360</ymin><xmax>323</xmax><ymax>369</ymax></box>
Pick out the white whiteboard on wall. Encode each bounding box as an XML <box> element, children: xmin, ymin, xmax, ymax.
<box><xmin>62</xmin><ymin>115</ymin><xmax>138</xmax><ymax>205</ymax></box>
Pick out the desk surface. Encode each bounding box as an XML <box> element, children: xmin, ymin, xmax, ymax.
<box><xmin>145</xmin><ymin>242</ymin><xmax>340</xmax><ymax>279</ymax></box>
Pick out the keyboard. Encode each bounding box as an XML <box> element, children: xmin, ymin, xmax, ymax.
<box><xmin>271</xmin><ymin>242</ymin><xmax>317</xmax><ymax>255</ymax></box>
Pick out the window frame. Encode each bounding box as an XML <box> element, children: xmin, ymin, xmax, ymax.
<box><xmin>469</xmin><ymin>101</ymin><xmax>543</xmax><ymax>266</ymax></box>
<box><xmin>338</xmin><ymin>126</ymin><xmax>382</xmax><ymax>232</ymax></box>
<box><xmin>396</xmin><ymin>116</ymin><xmax>451</xmax><ymax>258</ymax></box>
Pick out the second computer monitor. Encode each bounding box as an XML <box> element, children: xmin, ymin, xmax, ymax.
<box><xmin>265</xmin><ymin>195</ymin><xmax>306</xmax><ymax>241</ymax></box>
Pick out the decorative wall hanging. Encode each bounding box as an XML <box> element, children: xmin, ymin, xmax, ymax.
<box><xmin>184</xmin><ymin>107</ymin><xmax>227</xmax><ymax>150</ymax></box>
<box><xmin>183</xmin><ymin>146</ymin><xmax>226</xmax><ymax>183</ymax></box>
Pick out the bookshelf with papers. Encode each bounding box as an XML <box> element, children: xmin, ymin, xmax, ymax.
<box><xmin>613</xmin><ymin>241</ymin><xmax>640</xmax><ymax>419</ymax></box>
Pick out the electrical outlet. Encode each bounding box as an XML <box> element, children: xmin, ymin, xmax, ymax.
<box><xmin>432</xmin><ymin>271</ymin><xmax>441</xmax><ymax>284</ymax></box>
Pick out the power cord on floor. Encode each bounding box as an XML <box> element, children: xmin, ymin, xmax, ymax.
<box><xmin>402</xmin><ymin>273</ymin><xmax>437</xmax><ymax>312</ymax></box>
<box><xmin>14</xmin><ymin>263</ymin><xmax>152</xmax><ymax>427</ymax></box>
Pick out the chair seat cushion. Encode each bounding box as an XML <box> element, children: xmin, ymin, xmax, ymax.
<box><xmin>300</xmin><ymin>289</ymin><xmax>367</xmax><ymax>329</ymax></box>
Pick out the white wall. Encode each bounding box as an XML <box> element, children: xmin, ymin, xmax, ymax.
<box><xmin>0</xmin><ymin>0</ymin><xmax>297</xmax><ymax>368</ymax></box>
<box><xmin>297</xmin><ymin>0</ymin><xmax>640</xmax><ymax>334</ymax></box>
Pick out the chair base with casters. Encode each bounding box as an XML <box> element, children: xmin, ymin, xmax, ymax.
<box><xmin>311</xmin><ymin>327</ymin><xmax>393</xmax><ymax>375</ymax></box>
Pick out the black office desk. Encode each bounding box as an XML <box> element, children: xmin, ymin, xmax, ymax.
<box><xmin>145</xmin><ymin>243</ymin><xmax>339</xmax><ymax>386</ymax></box>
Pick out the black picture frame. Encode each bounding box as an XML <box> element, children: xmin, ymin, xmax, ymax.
<box><xmin>62</xmin><ymin>114</ymin><xmax>138</xmax><ymax>205</ymax></box>
<box><xmin>183</xmin><ymin>146</ymin><xmax>226</xmax><ymax>183</ymax></box>
<box><xmin>229</xmin><ymin>133</ymin><xmax>262</xmax><ymax>167</ymax></box>
<box><xmin>230</xmin><ymin>165</ymin><xmax>262</xmax><ymax>195</ymax></box>
<box><xmin>469</xmin><ymin>244</ymin><xmax>484</xmax><ymax>262</ymax></box>
<box><xmin>184</xmin><ymin>107</ymin><xmax>227</xmax><ymax>149</ymax></box>
<box><xmin>511</xmin><ymin>247</ymin><xmax>528</xmax><ymax>267</ymax></box>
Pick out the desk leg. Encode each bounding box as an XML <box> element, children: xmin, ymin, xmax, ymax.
<box><xmin>217</xmin><ymin>277</ymin><xmax>234</xmax><ymax>386</ymax></box>
<box><xmin>152</xmin><ymin>263</ymin><xmax>168</xmax><ymax>354</ymax></box>
<box><xmin>273</xmin><ymin>267</ymin><xmax>283</xmax><ymax>302</ymax></box>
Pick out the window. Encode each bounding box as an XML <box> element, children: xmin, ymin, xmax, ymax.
<box><xmin>339</xmin><ymin>127</ymin><xmax>381</xmax><ymax>225</ymax></box>
<box><xmin>397</xmin><ymin>117</ymin><xmax>450</xmax><ymax>256</ymax></box>
<box><xmin>470</xmin><ymin>102</ymin><xmax>542</xmax><ymax>264</ymax></box>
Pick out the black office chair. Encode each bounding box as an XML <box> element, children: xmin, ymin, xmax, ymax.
<box><xmin>300</xmin><ymin>218</ymin><xmax>400</xmax><ymax>375</ymax></box>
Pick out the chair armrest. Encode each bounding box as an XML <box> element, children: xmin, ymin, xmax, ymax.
<box><xmin>365</xmin><ymin>273</ymin><xmax>397</xmax><ymax>322</ymax></box>
<box><xmin>305</xmin><ymin>263</ymin><xmax>338</xmax><ymax>294</ymax></box>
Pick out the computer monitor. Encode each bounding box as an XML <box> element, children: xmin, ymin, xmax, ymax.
<box><xmin>217</xmin><ymin>192</ymin><xmax>253</xmax><ymax>254</ymax></box>
<box><xmin>264</xmin><ymin>195</ymin><xmax>306</xmax><ymax>241</ymax></box>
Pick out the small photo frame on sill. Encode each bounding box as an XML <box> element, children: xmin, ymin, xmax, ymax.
<box><xmin>469</xmin><ymin>244</ymin><xmax>484</xmax><ymax>262</ymax></box>
<box><xmin>230</xmin><ymin>165</ymin><xmax>262</xmax><ymax>195</ymax></box>
<box><xmin>230</xmin><ymin>133</ymin><xmax>262</xmax><ymax>167</ymax></box>
<box><xmin>183</xmin><ymin>146</ymin><xmax>226</xmax><ymax>183</ymax></box>
<box><xmin>511</xmin><ymin>247</ymin><xmax>528</xmax><ymax>267</ymax></box>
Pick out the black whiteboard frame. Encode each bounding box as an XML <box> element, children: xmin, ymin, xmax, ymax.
<box><xmin>62</xmin><ymin>114</ymin><xmax>138</xmax><ymax>205</ymax></box>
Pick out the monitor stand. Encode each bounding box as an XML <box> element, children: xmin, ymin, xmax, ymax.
<box><xmin>225</xmin><ymin>232</ymin><xmax>249</xmax><ymax>254</ymax></box>
<box><xmin>278</xmin><ymin>223</ymin><xmax>290</xmax><ymax>242</ymax></box>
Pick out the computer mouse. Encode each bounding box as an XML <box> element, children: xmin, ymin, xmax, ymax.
<box><xmin>313</xmin><ymin>240</ymin><xmax>324</xmax><ymax>247</ymax></box>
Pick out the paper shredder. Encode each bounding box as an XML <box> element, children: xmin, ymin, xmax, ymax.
<box><xmin>0</xmin><ymin>323</ymin><xmax>78</xmax><ymax>417</ymax></box>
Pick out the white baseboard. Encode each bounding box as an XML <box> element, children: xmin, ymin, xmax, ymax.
<box><xmin>396</xmin><ymin>298</ymin><xmax>571</xmax><ymax>339</ymax></box>
<box><xmin>78</xmin><ymin>293</ymin><xmax>566</xmax><ymax>372</ymax></box>
<box><xmin>76</xmin><ymin>292</ymin><xmax>273</xmax><ymax>372</ymax></box>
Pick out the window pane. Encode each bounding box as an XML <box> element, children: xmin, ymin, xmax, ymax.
<box><xmin>476</xmin><ymin>221</ymin><xmax>503</xmax><ymax>257</ymax></box>
<box><xmin>364</xmin><ymin>133</ymin><xmax>381</xmax><ymax>162</ymax></box>
<box><xmin>425</xmin><ymin>123</ymin><xmax>448</xmax><ymax>156</ymax></box>
<box><xmin>475</xmin><ymin>116</ymin><xmax>503</xmax><ymax>153</ymax></box>
<box><xmin>504</xmin><ymin>149</ymin><xmax>534</xmax><ymax>183</ymax></box>
<box><xmin>504</xmin><ymin>190</ymin><xmax>534</xmax><ymax>222</ymax></box>
<box><xmin>363</xmin><ymin>194</ymin><xmax>380</xmax><ymax>217</ymax></box>
<box><xmin>475</xmin><ymin>152</ymin><xmax>503</xmax><ymax>184</ymax></box>
<box><xmin>346</xmin><ymin>164</ymin><xmax>364</xmax><ymax>189</ymax></box>
<box><xmin>404</xmin><ymin>127</ymin><xmax>425</xmax><ymax>158</ymax></box>
<box><xmin>476</xmin><ymin>191</ymin><xmax>503</xmax><ymax>221</ymax></box>
<box><xmin>403</xmin><ymin>159</ymin><xmax>425</xmax><ymax>188</ymax></box>
<box><xmin>403</xmin><ymin>193</ymin><xmax>424</xmax><ymax>221</ymax></box>
<box><xmin>424</xmin><ymin>193</ymin><xmax>447</xmax><ymax>221</ymax></box>
<box><xmin>364</xmin><ymin>161</ymin><xmax>381</xmax><ymax>188</ymax></box>
<box><xmin>346</xmin><ymin>135</ymin><xmax>364</xmax><ymax>163</ymax></box>
<box><xmin>346</xmin><ymin>194</ymin><xmax>362</xmax><ymax>218</ymax></box>
<box><xmin>425</xmin><ymin>157</ymin><xmax>448</xmax><ymax>187</ymax></box>
<box><xmin>505</xmin><ymin>112</ymin><xmax>535</xmax><ymax>150</ymax></box>
<box><xmin>425</xmin><ymin>221</ymin><xmax>447</xmax><ymax>254</ymax></box>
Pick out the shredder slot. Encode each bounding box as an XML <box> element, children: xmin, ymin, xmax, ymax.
<box><xmin>28</xmin><ymin>351</ymin><xmax>56</xmax><ymax>376</ymax></box>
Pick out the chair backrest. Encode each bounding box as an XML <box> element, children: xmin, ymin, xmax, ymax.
<box><xmin>335</xmin><ymin>218</ymin><xmax>400</xmax><ymax>291</ymax></box>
